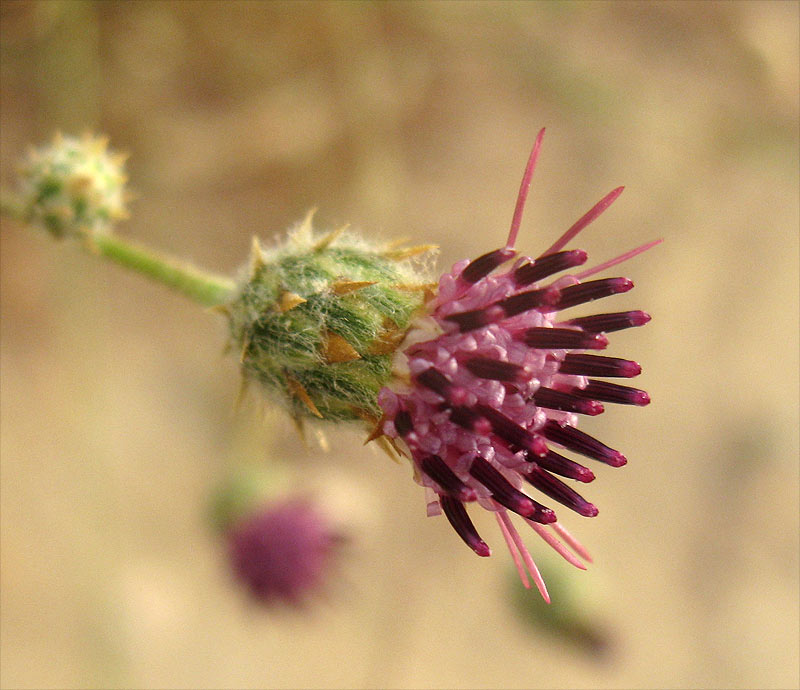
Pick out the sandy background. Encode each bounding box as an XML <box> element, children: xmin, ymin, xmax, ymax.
<box><xmin>1</xmin><ymin>2</ymin><xmax>798</xmax><ymax>689</ymax></box>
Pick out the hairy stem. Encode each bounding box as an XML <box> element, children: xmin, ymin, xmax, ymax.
<box><xmin>87</xmin><ymin>233</ymin><xmax>235</xmax><ymax>306</ymax></box>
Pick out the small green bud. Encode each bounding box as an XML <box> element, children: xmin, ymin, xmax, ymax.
<box><xmin>227</xmin><ymin>211</ymin><xmax>435</xmax><ymax>424</ymax></box>
<box><xmin>19</xmin><ymin>132</ymin><xmax>129</xmax><ymax>238</ymax></box>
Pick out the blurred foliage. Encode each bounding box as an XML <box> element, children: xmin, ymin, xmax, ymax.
<box><xmin>510</xmin><ymin>561</ymin><xmax>612</xmax><ymax>659</ymax></box>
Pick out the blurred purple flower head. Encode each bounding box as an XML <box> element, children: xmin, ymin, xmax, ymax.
<box><xmin>228</xmin><ymin>497</ymin><xmax>339</xmax><ymax>605</ymax></box>
<box><xmin>378</xmin><ymin>129</ymin><xmax>659</xmax><ymax>601</ymax></box>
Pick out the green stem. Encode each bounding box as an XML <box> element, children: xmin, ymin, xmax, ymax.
<box><xmin>89</xmin><ymin>233</ymin><xmax>236</xmax><ymax>307</ymax></box>
<box><xmin>1</xmin><ymin>190</ymin><xmax>236</xmax><ymax>307</ymax></box>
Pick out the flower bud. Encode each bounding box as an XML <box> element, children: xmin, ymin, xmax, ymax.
<box><xmin>226</xmin><ymin>212</ymin><xmax>434</xmax><ymax>424</ymax></box>
<box><xmin>19</xmin><ymin>133</ymin><xmax>129</xmax><ymax>238</ymax></box>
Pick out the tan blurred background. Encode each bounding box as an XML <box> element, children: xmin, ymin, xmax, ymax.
<box><xmin>1</xmin><ymin>2</ymin><xmax>798</xmax><ymax>689</ymax></box>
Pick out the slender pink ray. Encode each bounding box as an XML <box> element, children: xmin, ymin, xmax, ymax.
<box><xmin>538</xmin><ymin>186</ymin><xmax>625</xmax><ymax>258</ymax></box>
<box><xmin>552</xmin><ymin>521</ymin><xmax>593</xmax><ymax>563</ymax></box>
<box><xmin>506</xmin><ymin>128</ymin><xmax>545</xmax><ymax>249</ymax></box>
<box><xmin>496</xmin><ymin>511</ymin><xmax>530</xmax><ymax>589</ymax></box>
<box><xmin>526</xmin><ymin>519</ymin><xmax>587</xmax><ymax>570</ymax></box>
<box><xmin>498</xmin><ymin>510</ymin><xmax>550</xmax><ymax>602</ymax></box>
<box><xmin>575</xmin><ymin>238</ymin><xmax>663</xmax><ymax>280</ymax></box>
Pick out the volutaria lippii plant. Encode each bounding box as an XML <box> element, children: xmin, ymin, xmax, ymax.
<box><xmin>3</xmin><ymin>129</ymin><xmax>660</xmax><ymax>602</ymax></box>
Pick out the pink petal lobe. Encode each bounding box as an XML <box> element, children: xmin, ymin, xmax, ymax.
<box><xmin>552</xmin><ymin>521</ymin><xmax>593</xmax><ymax>563</ymax></box>
<box><xmin>575</xmin><ymin>238</ymin><xmax>663</xmax><ymax>280</ymax></box>
<box><xmin>498</xmin><ymin>510</ymin><xmax>550</xmax><ymax>602</ymax></box>
<box><xmin>496</xmin><ymin>511</ymin><xmax>530</xmax><ymax>589</ymax></box>
<box><xmin>506</xmin><ymin>128</ymin><xmax>545</xmax><ymax>249</ymax></box>
<box><xmin>539</xmin><ymin>186</ymin><xmax>624</xmax><ymax>257</ymax></box>
<box><xmin>526</xmin><ymin>520</ymin><xmax>587</xmax><ymax>570</ymax></box>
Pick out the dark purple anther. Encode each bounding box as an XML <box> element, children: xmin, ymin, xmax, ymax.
<box><xmin>446</xmin><ymin>287</ymin><xmax>560</xmax><ymax>332</ymax></box>
<box><xmin>541</xmin><ymin>420</ymin><xmax>627</xmax><ymax>467</ymax></box>
<box><xmin>554</xmin><ymin>277</ymin><xmax>633</xmax><ymax>310</ymax></box>
<box><xmin>463</xmin><ymin>357</ymin><xmax>524</xmax><ymax>382</ymax></box>
<box><xmin>563</xmin><ymin>310</ymin><xmax>651</xmax><ymax>333</ymax></box>
<box><xmin>575</xmin><ymin>380</ymin><xmax>650</xmax><ymax>406</ymax></box>
<box><xmin>420</xmin><ymin>455</ymin><xmax>477</xmax><ymax>502</ymax></box>
<box><xmin>513</xmin><ymin>249</ymin><xmax>588</xmax><ymax>287</ymax></box>
<box><xmin>532</xmin><ymin>387</ymin><xmax>604</xmax><ymax>415</ymax></box>
<box><xmin>394</xmin><ymin>409</ymin><xmax>414</xmax><ymax>436</ymax></box>
<box><xmin>535</xmin><ymin>448</ymin><xmax>595</xmax><ymax>483</ymax></box>
<box><xmin>524</xmin><ymin>465</ymin><xmax>598</xmax><ymax>517</ymax></box>
<box><xmin>444</xmin><ymin>308</ymin><xmax>492</xmax><ymax>332</ymax></box>
<box><xmin>415</xmin><ymin>368</ymin><xmax>453</xmax><ymax>400</ymax></box>
<box><xmin>521</xmin><ymin>327</ymin><xmax>608</xmax><ymax>350</ymax></box>
<box><xmin>448</xmin><ymin>405</ymin><xmax>492</xmax><ymax>435</ymax></box>
<box><xmin>496</xmin><ymin>286</ymin><xmax>560</xmax><ymax>317</ymax></box>
<box><xmin>558</xmin><ymin>353</ymin><xmax>642</xmax><ymax>378</ymax></box>
<box><xmin>475</xmin><ymin>403</ymin><xmax>547</xmax><ymax>455</ymax></box>
<box><xmin>460</xmin><ymin>247</ymin><xmax>517</xmax><ymax>283</ymax></box>
<box><xmin>469</xmin><ymin>457</ymin><xmax>556</xmax><ymax>523</ymax></box>
<box><xmin>439</xmin><ymin>495</ymin><xmax>491</xmax><ymax>557</ymax></box>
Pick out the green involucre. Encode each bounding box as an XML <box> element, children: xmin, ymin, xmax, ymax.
<box><xmin>227</xmin><ymin>222</ymin><xmax>433</xmax><ymax>423</ymax></box>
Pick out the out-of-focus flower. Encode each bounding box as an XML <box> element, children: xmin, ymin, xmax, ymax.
<box><xmin>227</xmin><ymin>497</ymin><xmax>340</xmax><ymax>605</ymax></box>
<box><xmin>19</xmin><ymin>133</ymin><xmax>129</xmax><ymax>238</ymax></box>
<box><xmin>377</xmin><ymin>129</ymin><xmax>659</xmax><ymax>601</ymax></box>
<box><xmin>211</xmin><ymin>467</ymin><xmax>343</xmax><ymax>606</ymax></box>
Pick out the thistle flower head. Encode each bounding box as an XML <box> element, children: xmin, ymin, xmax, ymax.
<box><xmin>226</xmin><ymin>212</ymin><xmax>434</xmax><ymax>424</ymax></box>
<box><xmin>227</xmin><ymin>497</ymin><xmax>341</xmax><ymax>605</ymax></box>
<box><xmin>377</xmin><ymin>129</ymin><xmax>659</xmax><ymax>601</ymax></box>
<box><xmin>19</xmin><ymin>133</ymin><xmax>129</xmax><ymax>238</ymax></box>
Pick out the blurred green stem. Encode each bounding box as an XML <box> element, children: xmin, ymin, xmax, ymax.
<box><xmin>1</xmin><ymin>190</ymin><xmax>236</xmax><ymax>307</ymax></box>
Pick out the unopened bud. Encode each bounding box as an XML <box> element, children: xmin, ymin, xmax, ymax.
<box><xmin>19</xmin><ymin>133</ymin><xmax>129</xmax><ymax>238</ymax></box>
<box><xmin>226</xmin><ymin>212</ymin><xmax>434</xmax><ymax>423</ymax></box>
